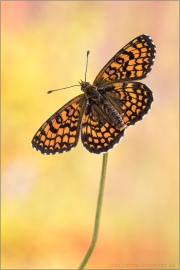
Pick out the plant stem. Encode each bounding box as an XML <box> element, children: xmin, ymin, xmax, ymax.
<box><xmin>78</xmin><ymin>153</ymin><xmax>108</xmax><ymax>269</ymax></box>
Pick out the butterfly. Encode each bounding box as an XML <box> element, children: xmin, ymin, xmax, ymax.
<box><xmin>32</xmin><ymin>34</ymin><xmax>156</xmax><ymax>154</ymax></box>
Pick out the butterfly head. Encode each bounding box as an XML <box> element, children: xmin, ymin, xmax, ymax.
<box><xmin>79</xmin><ymin>80</ymin><xmax>90</xmax><ymax>92</ymax></box>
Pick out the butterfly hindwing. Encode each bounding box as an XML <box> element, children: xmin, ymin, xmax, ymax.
<box><xmin>101</xmin><ymin>81</ymin><xmax>153</xmax><ymax>126</ymax></box>
<box><xmin>81</xmin><ymin>102</ymin><xmax>125</xmax><ymax>154</ymax></box>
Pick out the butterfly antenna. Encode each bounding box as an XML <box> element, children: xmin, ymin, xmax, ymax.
<box><xmin>48</xmin><ymin>51</ymin><xmax>90</xmax><ymax>94</ymax></box>
<box><xmin>47</xmin><ymin>84</ymin><xmax>79</xmax><ymax>94</ymax></box>
<box><xmin>85</xmin><ymin>50</ymin><xmax>90</xmax><ymax>83</ymax></box>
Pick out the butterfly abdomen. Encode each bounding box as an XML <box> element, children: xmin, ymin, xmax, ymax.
<box><xmin>101</xmin><ymin>99</ymin><xmax>124</xmax><ymax>128</ymax></box>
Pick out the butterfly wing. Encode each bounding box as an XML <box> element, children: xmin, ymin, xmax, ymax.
<box><xmin>81</xmin><ymin>102</ymin><xmax>125</xmax><ymax>154</ymax></box>
<box><xmin>32</xmin><ymin>94</ymin><xmax>86</xmax><ymax>154</ymax></box>
<box><xmin>100</xmin><ymin>81</ymin><xmax>153</xmax><ymax>126</ymax></box>
<box><xmin>93</xmin><ymin>34</ymin><xmax>156</xmax><ymax>87</ymax></box>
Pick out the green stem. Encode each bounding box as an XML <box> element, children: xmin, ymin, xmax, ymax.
<box><xmin>78</xmin><ymin>153</ymin><xmax>109</xmax><ymax>269</ymax></box>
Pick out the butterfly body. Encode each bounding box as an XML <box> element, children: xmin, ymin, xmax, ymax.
<box><xmin>32</xmin><ymin>34</ymin><xmax>156</xmax><ymax>154</ymax></box>
<box><xmin>83</xmin><ymin>83</ymin><xmax>124</xmax><ymax>128</ymax></box>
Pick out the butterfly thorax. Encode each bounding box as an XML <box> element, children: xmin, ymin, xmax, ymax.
<box><xmin>82</xmin><ymin>83</ymin><xmax>124</xmax><ymax>128</ymax></box>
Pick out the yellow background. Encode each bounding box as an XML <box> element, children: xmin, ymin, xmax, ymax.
<box><xmin>2</xmin><ymin>1</ymin><xmax>179</xmax><ymax>269</ymax></box>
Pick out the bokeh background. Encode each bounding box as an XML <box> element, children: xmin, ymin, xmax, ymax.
<box><xmin>2</xmin><ymin>1</ymin><xmax>179</xmax><ymax>269</ymax></box>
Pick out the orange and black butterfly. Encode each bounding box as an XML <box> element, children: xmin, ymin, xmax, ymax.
<box><xmin>32</xmin><ymin>34</ymin><xmax>156</xmax><ymax>154</ymax></box>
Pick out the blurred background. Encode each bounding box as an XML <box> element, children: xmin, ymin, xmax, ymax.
<box><xmin>2</xmin><ymin>1</ymin><xmax>179</xmax><ymax>269</ymax></box>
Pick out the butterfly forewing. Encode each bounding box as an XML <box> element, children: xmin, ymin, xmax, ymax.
<box><xmin>32</xmin><ymin>94</ymin><xmax>86</xmax><ymax>154</ymax></box>
<box><xmin>93</xmin><ymin>34</ymin><xmax>156</xmax><ymax>87</ymax></box>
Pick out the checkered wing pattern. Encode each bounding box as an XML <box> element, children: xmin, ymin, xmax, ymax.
<box><xmin>101</xmin><ymin>82</ymin><xmax>153</xmax><ymax>126</ymax></box>
<box><xmin>81</xmin><ymin>102</ymin><xmax>125</xmax><ymax>154</ymax></box>
<box><xmin>32</xmin><ymin>94</ymin><xmax>86</xmax><ymax>154</ymax></box>
<box><xmin>93</xmin><ymin>34</ymin><xmax>156</xmax><ymax>87</ymax></box>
